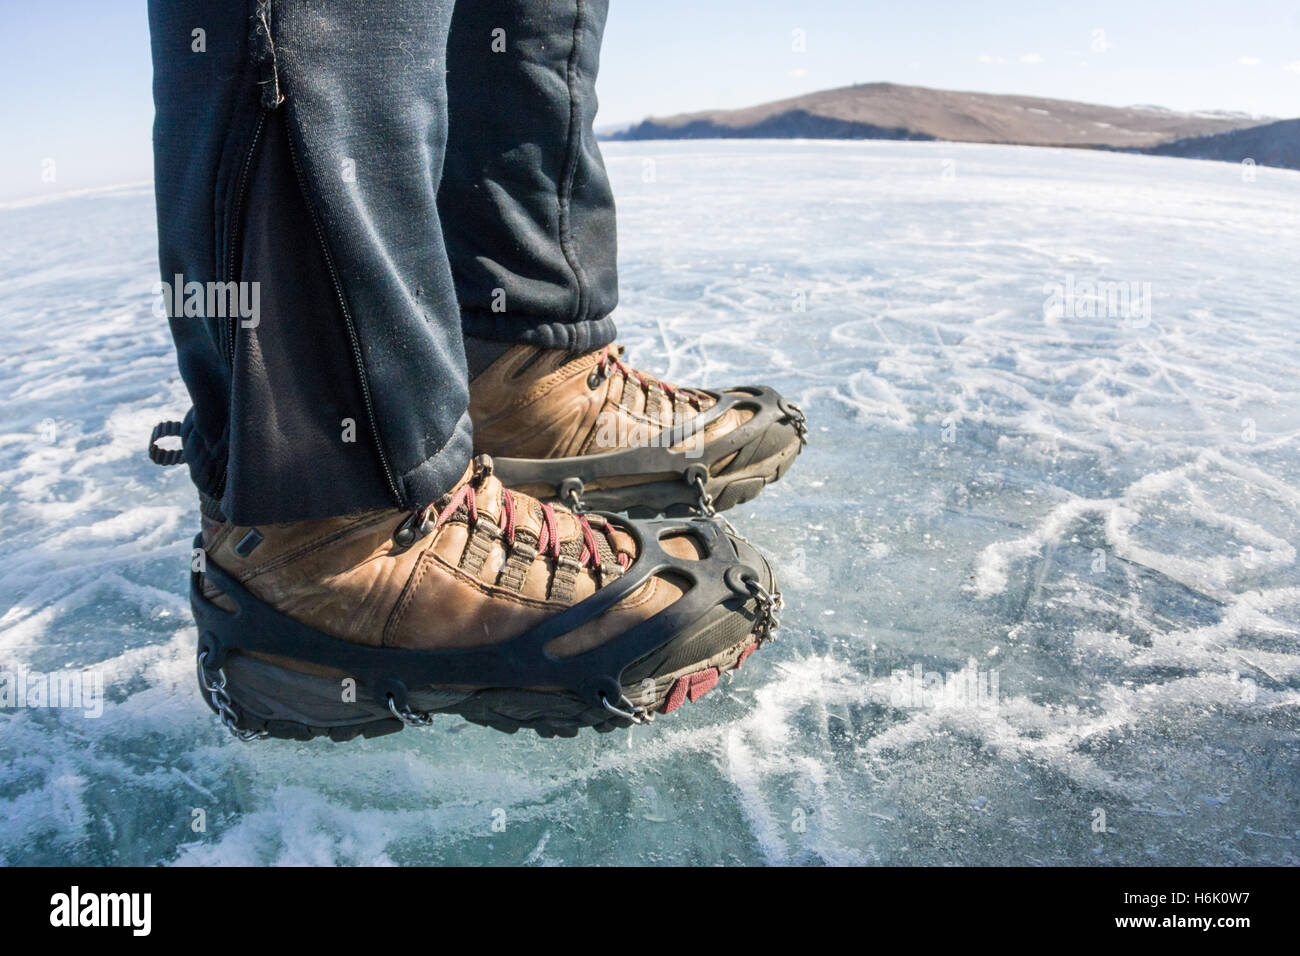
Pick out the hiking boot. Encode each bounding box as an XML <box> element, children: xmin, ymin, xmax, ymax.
<box><xmin>468</xmin><ymin>344</ymin><xmax>807</xmax><ymax>517</ymax></box>
<box><xmin>190</xmin><ymin>455</ymin><xmax>781</xmax><ymax>741</ymax></box>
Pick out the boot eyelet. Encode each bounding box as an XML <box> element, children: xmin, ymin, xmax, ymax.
<box><xmin>587</xmin><ymin>368</ymin><xmax>604</xmax><ymax>389</ymax></box>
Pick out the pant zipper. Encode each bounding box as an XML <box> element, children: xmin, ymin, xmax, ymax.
<box><xmin>282</xmin><ymin>117</ymin><xmax>404</xmax><ymax>508</ymax></box>
<box><xmin>224</xmin><ymin>109</ymin><xmax>268</xmax><ymax>370</ymax></box>
<box><xmin>210</xmin><ymin>108</ymin><xmax>270</xmax><ymax>502</ymax></box>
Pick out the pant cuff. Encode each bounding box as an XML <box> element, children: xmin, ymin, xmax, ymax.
<box><xmin>181</xmin><ymin>411</ymin><xmax>229</xmax><ymax>502</ymax></box>
<box><xmin>395</xmin><ymin>411</ymin><xmax>475</xmax><ymax>511</ymax></box>
<box><xmin>191</xmin><ymin>411</ymin><xmax>473</xmax><ymax>524</ymax></box>
<box><xmin>461</xmin><ymin>311</ymin><xmax>618</xmax><ymax>352</ymax></box>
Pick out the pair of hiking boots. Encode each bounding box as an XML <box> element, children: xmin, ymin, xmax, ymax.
<box><xmin>177</xmin><ymin>343</ymin><xmax>806</xmax><ymax>741</ymax></box>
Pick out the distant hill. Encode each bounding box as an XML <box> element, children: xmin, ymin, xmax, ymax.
<box><xmin>1146</xmin><ymin>118</ymin><xmax>1300</xmax><ymax>170</ymax></box>
<box><xmin>608</xmin><ymin>82</ymin><xmax>1297</xmax><ymax>168</ymax></box>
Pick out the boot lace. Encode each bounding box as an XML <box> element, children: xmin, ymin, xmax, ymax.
<box><xmin>419</xmin><ymin>458</ymin><xmax>631</xmax><ymax>576</ymax></box>
<box><xmin>593</xmin><ymin>345</ymin><xmax>706</xmax><ymax>413</ymax></box>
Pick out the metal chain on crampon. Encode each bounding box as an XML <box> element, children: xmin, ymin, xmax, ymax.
<box><xmin>600</xmin><ymin>691</ymin><xmax>651</xmax><ymax>724</ymax></box>
<box><xmin>689</xmin><ymin>469</ymin><xmax>716</xmax><ymax>516</ymax></box>
<box><xmin>386</xmin><ymin>695</ymin><xmax>434</xmax><ymax>727</ymax></box>
<box><xmin>746</xmin><ymin>577</ymin><xmax>783</xmax><ymax>643</ymax></box>
<box><xmin>557</xmin><ymin>476</ymin><xmax>588</xmax><ymax>513</ymax></box>
<box><xmin>683</xmin><ymin>466</ymin><xmax>784</xmax><ymax>642</ymax></box>
<box><xmin>686</xmin><ymin>466</ymin><xmax>745</xmax><ymax>539</ymax></box>
<box><xmin>786</xmin><ymin>401</ymin><xmax>808</xmax><ymax>444</ymax></box>
<box><xmin>197</xmin><ymin>650</ymin><xmax>268</xmax><ymax>742</ymax></box>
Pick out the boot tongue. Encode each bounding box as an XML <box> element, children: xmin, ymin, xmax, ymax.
<box><xmin>428</xmin><ymin>455</ymin><xmax>500</xmax><ymax>523</ymax></box>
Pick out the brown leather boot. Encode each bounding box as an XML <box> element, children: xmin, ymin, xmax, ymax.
<box><xmin>191</xmin><ymin>456</ymin><xmax>780</xmax><ymax>741</ymax></box>
<box><xmin>469</xmin><ymin>344</ymin><xmax>807</xmax><ymax>516</ymax></box>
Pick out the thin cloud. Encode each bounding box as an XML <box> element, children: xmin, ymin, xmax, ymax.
<box><xmin>1237</xmin><ymin>56</ymin><xmax>1261</xmax><ymax>66</ymax></box>
<box><xmin>978</xmin><ymin>53</ymin><xmax>1043</xmax><ymax>65</ymax></box>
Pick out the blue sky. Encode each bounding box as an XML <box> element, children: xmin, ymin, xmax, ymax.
<box><xmin>2</xmin><ymin>0</ymin><xmax>1298</xmax><ymax>201</ymax></box>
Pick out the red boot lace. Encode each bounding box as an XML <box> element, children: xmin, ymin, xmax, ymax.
<box><xmin>422</xmin><ymin>476</ymin><xmax>631</xmax><ymax>574</ymax></box>
<box><xmin>596</xmin><ymin>345</ymin><xmax>704</xmax><ymax>411</ymax></box>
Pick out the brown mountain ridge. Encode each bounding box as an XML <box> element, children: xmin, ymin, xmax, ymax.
<box><xmin>608</xmin><ymin>82</ymin><xmax>1295</xmax><ymax>169</ymax></box>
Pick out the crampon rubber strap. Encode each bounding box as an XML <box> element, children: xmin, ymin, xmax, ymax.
<box><xmin>490</xmin><ymin>385</ymin><xmax>803</xmax><ymax>492</ymax></box>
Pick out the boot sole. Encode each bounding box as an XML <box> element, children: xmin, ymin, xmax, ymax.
<box><xmin>217</xmin><ymin>629</ymin><xmax>765</xmax><ymax>741</ymax></box>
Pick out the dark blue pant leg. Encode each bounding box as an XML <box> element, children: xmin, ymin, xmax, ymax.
<box><xmin>149</xmin><ymin>0</ymin><xmax>470</xmax><ymax>524</ymax></box>
<box><xmin>439</xmin><ymin>0</ymin><xmax>619</xmax><ymax>351</ymax></box>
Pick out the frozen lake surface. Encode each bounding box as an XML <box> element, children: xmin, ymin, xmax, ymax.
<box><xmin>1</xmin><ymin>140</ymin><xmax>1298</xmax><ymax>865</ymax></box>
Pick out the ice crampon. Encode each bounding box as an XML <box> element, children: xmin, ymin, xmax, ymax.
<box><xmin>470</xmin><ymin>344</ymin><xmax>808</xmax><ymax>516</ymax></box>
<box><xmin>179</xmin><ymin>455</ymin><xmax>783</xmax><ymax>741</ymax></box>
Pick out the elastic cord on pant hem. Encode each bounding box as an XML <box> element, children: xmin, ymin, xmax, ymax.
<box><xmin>181</xmin><ymin>413</ymin><xmax>229</xmax><ymax>502</ymax></box>
<box><xmin>460</xmin><ymin>311</ymin><xmax>617</xmax><ymax>352</ymax></box>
